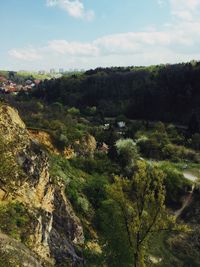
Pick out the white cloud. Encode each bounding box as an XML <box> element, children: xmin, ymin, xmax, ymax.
<box><xmin>46</xmin><ymin>0</ymin><xmax>94</xmax><ymax>21</ymax></box>
<box><xmin>170</xmin><ymin>0</ymin><xmax>200</xmax><ymax>20</ymax></box>
<box><xmin>8</xmin><ymin>48</ymin><xmax>42</xmax><ymax>61</ymax></box>
<box><xmin>47</xmin><ymin>40</ymin><xmax>99</xmax><ymax>56</ymax></box>
<box><xmin>6</xmin><ymin>0</ymin><xmax>200</xmax><ymax>70</ymax></box>
<box><xmin>8</xmin><ymin>21</ymin><xmax>200</xmax><ymax>65</ymax></box>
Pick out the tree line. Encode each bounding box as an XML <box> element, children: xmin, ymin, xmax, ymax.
<box><xmin>33</xmin><ymin>61</ymin><xmax>200</xmax><ymax>130</ymax></box>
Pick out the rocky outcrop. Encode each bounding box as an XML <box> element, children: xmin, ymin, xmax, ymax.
<box><xmin>74</xmin><ymin>134</ymin><xmax>97</xmax><ymax>157</ymax></box>
<box><xmin>0</xmin><ymin>104</ymin><xmax>84</xmax><ymax>266</ymax></box>
<box><xmin>28</xmin><ymin>129</ymin><xmax>59</xmax><ymax>155</ymax></box>
<box><xmin>0</xmin><ymin>232</ymin><xmax>43</xmax><ymax>267</ymax></box>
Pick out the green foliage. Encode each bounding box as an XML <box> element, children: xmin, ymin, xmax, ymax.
<box><xmin>188</xmin><ymin>113</ymin><xmax>200</xmax><ymax>135</ymax></box>
<box><xmin>17</xmin><ymin>71</ymin><xmax>51</xmax><ymax>80</ymax></box>
<box><xmin>191</xmin><ymin>133</ymin><xmax>200</xmax><ymax>151</ymax></box>
<box><xmin>0</xmin><ymin>202</ymin><xmax>33</xmax><ymax>243</ymax></box>
<box><xmin>137</xmin><ymin>131</ymin><xmax>169</xmax><ymax>160</ymax></box>
<box><xmin>136</xmin><ymin>128</ymin><xmax>199</xmax><ymax>162</ymax></box>
<box><xmin>162</xmin><ymin>143</ymin><xmax>199</xmax><ymax>163</ymax></box>
<box><xmin>116</xmin><ymin>138</ymin><xmax>139</xmax><ymax>175</ymax></box>
<box><xmin>50</xmin><ymin>155</ymin><xmax>92</xmax><ymax>215</ymax></box>
<box><xmin>70</xmin><ymin>153</ymin><xmax>118</xmax><ymax>175</ymax></box>
<box><xmin>83</xmin><ymin>174</ymin><xmax>109</xmax><ymax>209</ymax></box>
<box><xmin>166</xmin><ymin>124</ymin><xmax>185</xmax><ymax>145</ymax></box>
<box><xmin>0</xmin><ymin>137</ymin><xmax>24</xmax><ymax>191</ymax></box>
<box><xmin>97</xmin><ymin>199</ymin><xmax>133</xmax><ymax>267</ymax></box>
<box><xmin>84</xmin><ymin>106</ymin><xmax>97</xmax><ymax>116</ymax></box>
<box><xmin>159</xmin><ymin>162</ymin><xmax>191</xmax><ymax>206</ymax></box>
<box><xmin>67</xmin><ymin>107</ymin><xmax>80</xmax><ymax>116</ymax></box>
<box><xmin>98</xmin><ymin>161</ymin><xmax>181</xmax><ymax>267</ymax></box>
<box><xmin>13</xmin><ymin>99</ymin><xmax>88</xmax><ymax>151</ymax></box>
<box><xmin>33</xmin><ymin>62</ymin><xmax>200</xmax><ymax>125</ymax></box>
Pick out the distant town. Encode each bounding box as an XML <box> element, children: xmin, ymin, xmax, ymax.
<box><xmin>0</xmin><ymin>68</ymin><xmax>84</xmax><ymax>95</ymax></box>
<box><xmin>0</xmin><ymin>76</ymin><xmax>40</xmax><ymax>95</ymax></box>
<box><xmin>21</xmin><ymin>68</ymin><xmax>85</xmax><ymax>75</ymax></box>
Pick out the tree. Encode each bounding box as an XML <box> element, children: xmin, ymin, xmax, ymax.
<box><xmin>115</xmin><ymin>138</ymin><xmax>139</xmax><ymax>176</ymax></box>
<box><xmin>8</xmin><ymin>71</ymin><xmax>15</xmax><ymax>80</ymax></box>
<box><xmin>191</xmin><ymin>133</ymin><xmax>200</xmax><ymax>150</ymax></box>
<box><xmin>67</xmin><ymin>107</ymin><xmax>80</xmax><ymax>116</ymax></box>
<box><xmin>188</xmin><ymin>113</ymin><xmax>200</xmax><ymax>135</ymax></box>
<box><xmin>106</xmin><ymin>161</ymin><xmax>185</xmax><ymax>267</ymax></box>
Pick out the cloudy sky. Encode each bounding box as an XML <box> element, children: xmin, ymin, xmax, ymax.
<box><xmin>1</xmin><ymin>0</ymin><xmax>200</xmax><ymax>71</ymax></box>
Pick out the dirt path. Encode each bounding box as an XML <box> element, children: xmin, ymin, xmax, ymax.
<box><xmin>183</xmin><ymin>172</ymin><xmax>198</xmax><ymax>182</ymax></box>
<box><xmin>174</xmin><ymin>172</ymin><xmax>198</xmax><ymax>218</ymax></box>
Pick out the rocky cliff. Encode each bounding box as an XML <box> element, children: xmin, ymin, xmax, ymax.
<box><xmin>0</xmin><ymin>104</ymin><xmax>84</xmax><ymax>266</ymax></box>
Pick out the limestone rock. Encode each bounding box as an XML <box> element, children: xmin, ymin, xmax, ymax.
<box><xmin>0</xmin><ymin>104</ymin><xmax>84</xmax><ymax>266</ymax></box>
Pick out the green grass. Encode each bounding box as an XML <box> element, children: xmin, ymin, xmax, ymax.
<box><xmin>147</xmin><ymin>232</ymin><xmax>175</xmax><ymax>266</ymax></box>
<box><xmin>147</xmin><ymin>232</ymin><xmax>192</xmax><ymax>267</ymax></box>
<box><xmin>17</xmin><ymin>71</ymin><xmax>52</xmax><ymax>80</ymax></box>
<box><xmin>0</xmin><ymin>202</ymin><xmax>34</xmax><ymax>243</ymax></box>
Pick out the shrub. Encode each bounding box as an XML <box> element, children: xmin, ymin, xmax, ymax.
<box><xmin>0</xmin><ymin>202</ymin><xmax>33</xmax><ymax>243</ymax></box>
<box><xmin>162</xmin><ymin>144</ymin><xmax>199</xmax><ymax>163</ymax></box>
<box><xmin>115</xmin><ymin>138</ymin><xmax>139</xmax><ymax>174</ymax></box>
<box><xmin>160</xmin><ymin>162</ymin><xmax>191</xmax><ymax>207</ymax></box>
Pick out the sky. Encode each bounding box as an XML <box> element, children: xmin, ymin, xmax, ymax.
<box><xmin>1</xmin><ymin>0</ymin><xmax>200</xmax><ymax>71</ymax></box>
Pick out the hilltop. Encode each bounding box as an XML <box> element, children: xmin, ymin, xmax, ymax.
<box><xmin>32</xmin><ymin>61</ymin><xmax>200</xmax><ymax>126</ymax></box>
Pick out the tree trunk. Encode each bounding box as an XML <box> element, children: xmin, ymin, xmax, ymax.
<box><xmin>134</xmin><ymin>251</ymin><xmax>139</xmax><ymax>267</ymax></box>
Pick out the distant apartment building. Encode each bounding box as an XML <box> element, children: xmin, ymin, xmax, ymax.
<box><xmin>50</xmin><ymin>68</ymin><xmax>56</xmax><ymax>74</ymax></box>
<box><xmin>59</xmin><ymin>68</ymin><xmax>64</xmax><ymax>74</ymax></box>
<box><xmin>38</xmin><ymin>70</ymin><xmax>46</xmax><ymax>75</ymax></box>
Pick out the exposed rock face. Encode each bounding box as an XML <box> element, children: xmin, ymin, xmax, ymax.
<box><xmin>0</xmin><ymin>232</ymin><xmax>43</xmax><ymax>267</ymax></box>
<box><xmin>74</xmin><ymin>134</ymin><xmax>97</xmax><ymax>157</ymax></box>
<box><xmin>28</xmin><ymin>129</ymin><xmax>59</xmax><ymax>155</ymax></box>
<box><xmin>0</xmin><ymin>104</ymin><xmax>84</xmax><ymax>266</ymax></box>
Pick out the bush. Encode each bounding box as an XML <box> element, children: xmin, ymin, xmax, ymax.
<box><xmin>160</xmin><ymin>162</ymin><xmax>191</xmax><ymax>207</ymax></box>
<box><xmin>67</xmin><ymin>107</ymin><xmax>80</xmax><ymax>116</ymax></box>
<box><xmin>137</xmin><ymin>131</ymin><xmax>169</xmax><ymax>160</ymax></box>
<box><xmin>116</xmin><ymin>138</ymin><xmax>139</xmax><ymax>174</ymax></box>
<box><xmin>0</xmin><ymin>202</ymin><xmax>33</xmax><ymax>243</ymax></box>
<box><xmin>191</xmin><ymin>133</ymin><xmax>200</xmax><ymax>151</ymax></box>
<box><xmin>162</xmin><ymin>144</ymin><xmax>199</xmax><ymax>163</ymax></box>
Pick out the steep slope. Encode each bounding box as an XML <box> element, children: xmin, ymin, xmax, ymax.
<box><xmin>0</xmin><ymin>104</ymin><xmax>84</xmax><ymax>266</ymax></box>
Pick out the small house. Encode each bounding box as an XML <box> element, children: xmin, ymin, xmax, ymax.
<box><xmin>117</xmin><ymin>121</ymin><xmax>126</xmax><ymax>128</ymax></box>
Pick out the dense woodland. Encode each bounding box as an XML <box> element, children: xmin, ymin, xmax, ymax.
<box><xmin>33</xmin><ymin>61</ymin><xmax>200</xmax><ymax>127</ymax></box>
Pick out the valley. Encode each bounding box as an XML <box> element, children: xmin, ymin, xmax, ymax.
<box><xmin>0</xmin><ymin>63</ymin><xmax>200</xmax><ymax>266</ymax></box>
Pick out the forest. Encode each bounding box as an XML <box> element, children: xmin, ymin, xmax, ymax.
<box><xmin>33</xmin><ymin>61</ymin><xmax>200</xmax><ymax>127</ymax></box>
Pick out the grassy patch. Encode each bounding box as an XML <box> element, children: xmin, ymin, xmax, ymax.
<box><xmin>0</xmin><ymin>202</ymin><xmax>34</xmax><ymax>243</ymax></box>
<box><xmin>147</xmin><ymin>232</ymin><xmax>186</xmax><ymax>267</ymax></box>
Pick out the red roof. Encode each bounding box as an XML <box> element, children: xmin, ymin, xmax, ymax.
<box><xmin>0</xmin><ymin>76</ymin><xmax>7</xmax><ymax>82</ymax></box>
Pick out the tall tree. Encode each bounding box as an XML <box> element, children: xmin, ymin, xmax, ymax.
<box><xmin>188</xmin><ymin>113</ymin><xmax>200</xmax><ymax>135</ymax></box>
<box><xmin>106</xmin><ymin>161</ymin><xmax>186</xmax><ymax>267</ymax></box>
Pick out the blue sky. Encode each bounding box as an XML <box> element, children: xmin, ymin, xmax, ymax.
<box><xmin>1</xmin><ymin>0</ymin><xmax>200</xmax><ymax>71</ymax></box>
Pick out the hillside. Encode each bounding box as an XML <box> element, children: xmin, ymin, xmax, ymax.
<box><xmin>1</xmin><ymin>61</ymin><xmax>200</xmax><ymax>266</ymax></box>
<box><xmin>0</xmin><ymin>96</ymin><xmax>200</xmax><ymax>266</ymax></box>
<box><xmin>33</xmin><ymin>61</ymin><xmax>200</xmax><ymax>127</ymax></box>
